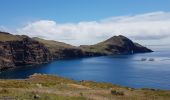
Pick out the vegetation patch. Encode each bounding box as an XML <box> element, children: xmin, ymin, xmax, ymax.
<box><xmin>111</xmin><ymin>90</ymin><xmax>124</xmax><ymax>96</ymax></box>
<box><xmin>0</xmin><ymin>88</ymin><xmax>9</xmax><ymax>94</ymax></box>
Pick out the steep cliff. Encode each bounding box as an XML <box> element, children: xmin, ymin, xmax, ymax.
<box><xmin>33</xmin><ymin>37</ymin><xmax>102</xmax><ymax>59</ymax></box>
<box><xmin>0</xmin><ymin>32</ymin><xmax>52</xmax><ymax>70</ymax></box>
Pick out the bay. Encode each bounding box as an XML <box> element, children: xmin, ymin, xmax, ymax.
<box><xmin>0</xmin><ymin>45</ymin><xmax>170</xmax><ymax>90</ymax></box>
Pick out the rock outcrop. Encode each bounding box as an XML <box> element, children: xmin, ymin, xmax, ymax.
<box><xmin>0</xmin><ymin>42</ymin><xmax>15</xmax><ymax>70</ymax></box>
<box><xmin>0</xmin><ymin>32</ymin><xmax>52</xmax><ymax>70</ymax></box>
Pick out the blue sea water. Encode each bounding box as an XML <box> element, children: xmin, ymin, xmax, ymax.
<box><xmin>0</xmin><ymin>45</ymin><xmax>170</xmax><ymax>90</ymax></box>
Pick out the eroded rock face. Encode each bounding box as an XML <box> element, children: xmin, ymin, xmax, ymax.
<box><xmin>51</xmin><ymin>48</ymin><xmax>103</xmax><ymax>59</ymax></box>
<box><xmin>0</xmin><ymin>36</ymin><xmax>52</xmax><ymax>70</ymax></box>
<box><xmin>0</xmin><ymin>42</ymin><xmax>15</xmax><ymax>70</ymax></box>
<box><xmin>12</xmin><ymin>37</ymin><xmax>52</xmax><ymax>65</ymax></box>
<box><xmin>50</xmin><ymin>48</ymin><xmax>83</xmax><ymax>59</ymax></box>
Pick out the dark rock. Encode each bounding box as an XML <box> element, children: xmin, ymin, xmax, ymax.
<box><xmin>0</xmin><ymin>33</ymin><xmax>52</xmax><ymax>70</ymax></box>
<box><xmin>34</xmin><ymin>94</ymin><xmax>40</xmax><ymax>99</ymax></box>
<box><xmin>10</xmin><ymin>37</ymin><xmax>52</xmax><ymax>66</ymax></box>
<box><xmin>0</xmin><ymin>42</ymin><xmax>15</xmax><ymax>70</ymax></box>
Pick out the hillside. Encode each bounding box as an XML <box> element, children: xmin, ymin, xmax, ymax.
<box><xmin>80</xmin><ymin>35</ymin><xmax>152</xmax><ymax>54</ymax></box>
<box><xmin>0</xmin><ymin>31</ymin><xmax>22</xmax><ymax>41</ymax></box>
<box><xmin>32</xmin><ymin>37</ymin><xmax>76</xmax><ymax>52</ymax></box>
<box><xmin>0</xmin><ymin>73</ymin><xmax>169</xmax><ymax>100</ymax></box>
<box><xmin>33</xmin><ymin>37</ymin><xmax>102</xmax><ymax>59</ymax></box>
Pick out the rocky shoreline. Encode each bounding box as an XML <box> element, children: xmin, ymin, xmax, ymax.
<box><xmin>0</xmin><ymin>31</ymin><xmax>152</xmax><ymax>70</ymax></box>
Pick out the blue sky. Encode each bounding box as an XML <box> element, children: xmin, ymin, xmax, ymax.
<box><xmin>1</xmin><ymin>0</ymin><xmax>170</xmax><ymax>27</ymax></box>
<box><xmin>1</xmin><ymin>0</ymin><xmax>170</xmax><ymax>45</ymax></box>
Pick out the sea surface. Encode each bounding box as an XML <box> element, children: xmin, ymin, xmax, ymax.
<box><xmin>0</xmin><ymin>45</ymin><xmax>170</xmax><ymax>90</ymax></box>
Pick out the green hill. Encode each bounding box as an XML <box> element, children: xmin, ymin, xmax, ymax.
<box><xmin>80</xmin><ymin>35</ymin><xmax>152</xmax><ymax>54</ymax></box>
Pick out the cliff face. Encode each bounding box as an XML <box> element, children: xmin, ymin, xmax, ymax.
<box><xmin>33</xmin><ymin>38</ymin><xmax>103</xmax><ymax>59</ymax></box>
<box><xmin>0</xmin><ymin>33</ymin><xmax>52</xmax><ymax>70</ymax></box>
<box><xmin>10</xmin><ymin>37</ymin><xmax>52</xmax><ymax>66</ymax></box>
<box><xmin>0</xmin><ymin>32</ymin><xmax>103</xmax><ymax>70</ymax></box>
<box><xmin>54</xmin><ymin>48</ymin><xmax>103</xmax><ymax>58</ymax></box>
<box><xmin>0</xmin><ymin>42</ymin><xmax>15</xmax><ymax>70</ymax></box>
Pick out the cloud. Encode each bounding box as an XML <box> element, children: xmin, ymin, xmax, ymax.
<box><xmin>0</xmin><ymin>26</ymin><xmax>10</xmax><ymax>32</ymax></box>
<box><xmin>15</xmin><ymin>11</ymin><xmax>170</xmax><ymax>45</ymax></box>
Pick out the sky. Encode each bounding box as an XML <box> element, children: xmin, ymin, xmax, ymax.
<box><xmin>1</xmin><ymin>0</ymin><xmax>170</xmax><ymax>46</ymax></box>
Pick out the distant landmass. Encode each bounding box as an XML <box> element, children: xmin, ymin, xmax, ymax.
<box><xmin>0</xmin><ymin>31</ymin><xmax>152</xmax><ymax>70</ymax></box>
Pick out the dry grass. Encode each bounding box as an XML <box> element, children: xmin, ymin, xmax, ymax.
<box><xmin>33</xmin><ymin>37</ymin><xmax>77</xmax><ymax>52</ymax></box>
<box><xmin>0</xmin><ymin>73</ymin><xmax>170</xmax><ymax>100</ymax></box>
<box><xmin>0</xmin><ymin>32</ymin><xmax>21</xmax><ymax>42</ymax></box>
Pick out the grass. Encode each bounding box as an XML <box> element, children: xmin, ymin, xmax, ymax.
<box><xmin>79</xmin><ymin>80</ymin><xmax>119</xmax><ymax>89</ymax></box>
<box><xmin>33</xmin><ymin>37</ymin><xmax>77</xmax><ymax>53</ymax></box>
<box><xmin>0</xmin><ymin>32</ymin><xmax>21</xmax><ymax>42</ymax></box>
<box><xmin>0</xmin><ymin>73</ymin><xmax>170</xmax><ymax>100</ymax></box>
<box><xmin>80</xmin><ymin>44</ymin><xmax>107</xmax><ymax>54</ymax></box>
<box><xmin>0</xmin><ymin>89</ymin><xmax>86</xmax><ymax>100</ymax></box>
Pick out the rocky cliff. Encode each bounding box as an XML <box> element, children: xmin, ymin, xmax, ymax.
<box><xmin>0</xmin><ymin>32</ymin><xmax>152</xmax><ymax>70</ymax></box>
<box><xmin>33</xmin><ymin>37</ymin><xmax>103</xmax><ymax>59</ymax></box>
<box><xmin>0</xmin><ymin>32</ymin><xmax>52</xmax><ymax>70</ymax></box>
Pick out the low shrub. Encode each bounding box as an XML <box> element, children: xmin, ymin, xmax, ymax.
<box><xmin>0</xmin><ymin>88</ymin><xmax>9</xmax><ymax>94</ymax></box>
<box><xmin>111</xmin><ymin>90</ymin><xmax>124</xmax><ymax>96</ymax></box>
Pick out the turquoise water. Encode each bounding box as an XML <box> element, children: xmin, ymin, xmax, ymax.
<box><xmin>0</xmin><ymin>46</ymin><xmax>170</xmax><ymax>90</ymax></box>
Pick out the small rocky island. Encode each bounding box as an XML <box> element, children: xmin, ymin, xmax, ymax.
<box><xmin>0</xmin><ymin>31</ymin><xmax>152</xmax><ymax>70</ymax></box>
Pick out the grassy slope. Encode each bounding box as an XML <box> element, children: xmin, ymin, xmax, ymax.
<box><xmin>80</xmin><ymin>44</ymin><xmax>107</xmax><ymax>54</ymax></box>
<box><xmin>80</xmin><ymin>35</ymin><xmax>152</xmax><ymax>54</ymax></box>
<box><xmin>33</xmin><ymin>37</ymin><xmax>77</xmax><ymax>52</ymax></box>
<box><xmin>79</xmin><ymin>36</ymin><xmax>123</xmax><ymax>54</ymax></box>
<box><xmin>0</xmin><ymin>74</ymin><xmax>170</xmax><ymax>100</ymax></box>
<box><xmin>0</xmin><ymin>32</ymin><xmax>21</xmax><ymax>42</ymax></box>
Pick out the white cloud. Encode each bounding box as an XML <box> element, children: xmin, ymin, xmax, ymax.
<box><xmin>14</xmin><ymin>11</ymin><xmax>170</xmax><ymax>46</ymax></box>
<box><xmin>0</xmin><ymin>26</ymin><xmax>10</xmax><ymax>32</ymax></box>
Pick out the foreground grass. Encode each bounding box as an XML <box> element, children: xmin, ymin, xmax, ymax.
<box><xmin>0</xmin><ymin>74</ymin><xmax>170</xmax><ymax>100</ymax></box>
